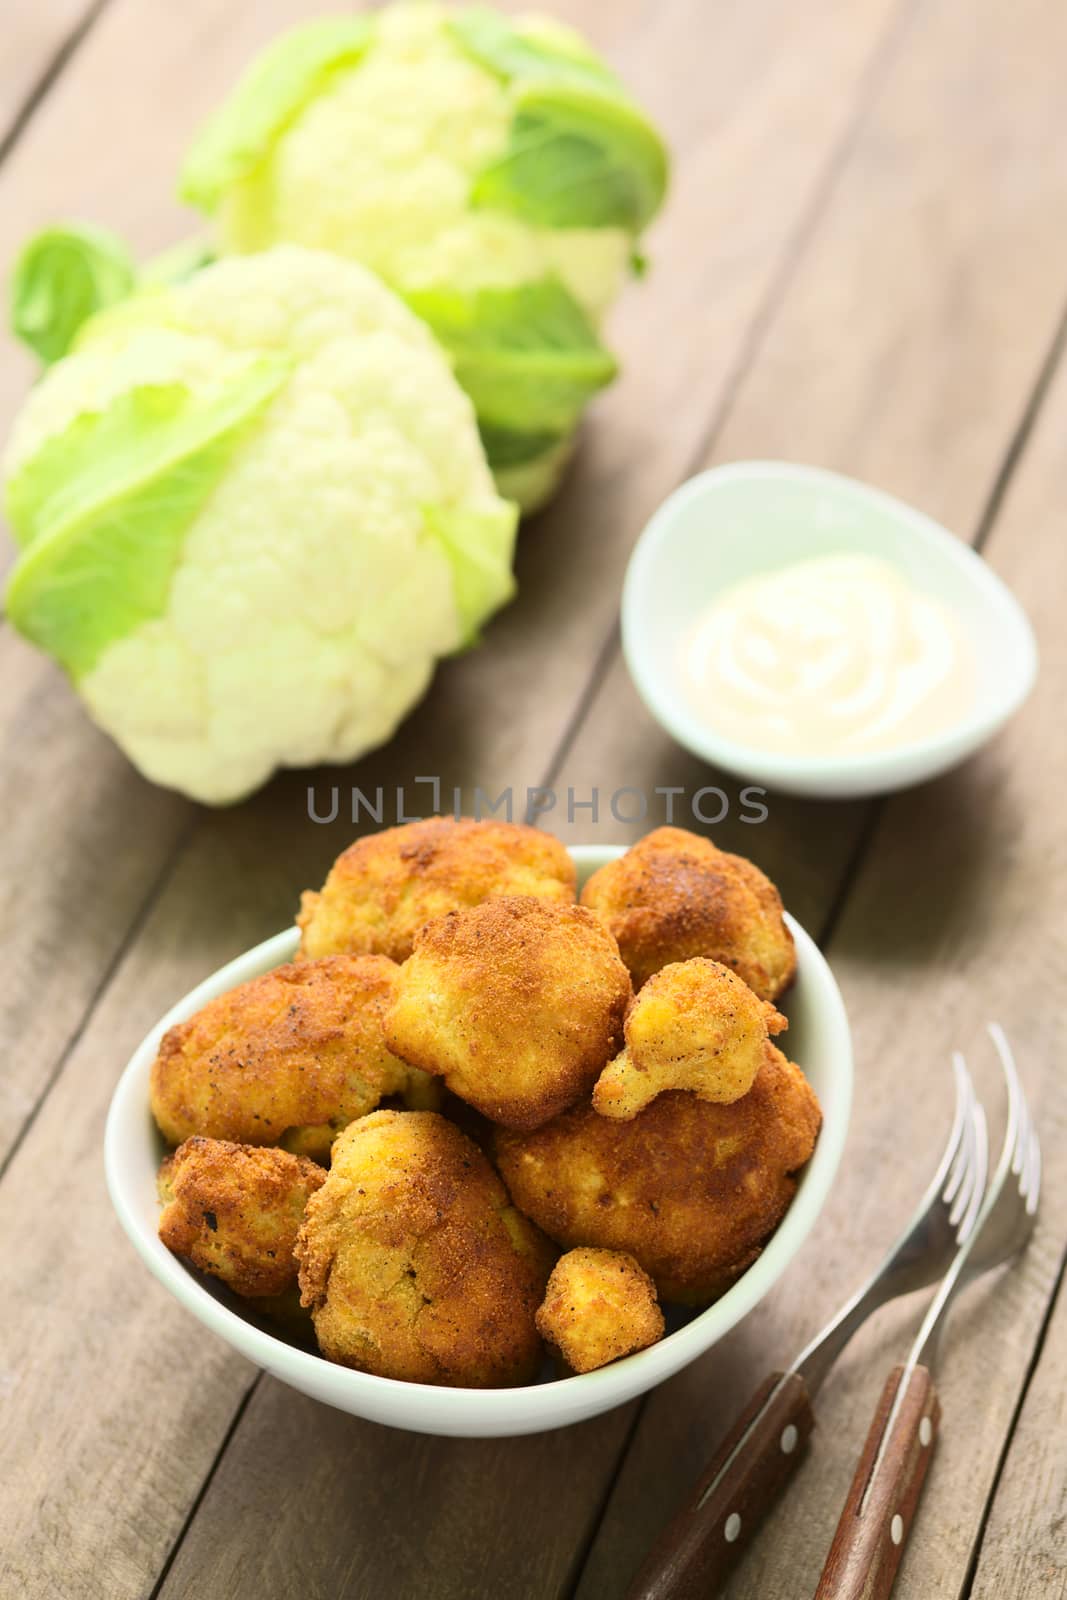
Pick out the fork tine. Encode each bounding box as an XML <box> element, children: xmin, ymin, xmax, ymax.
<box><xmin>945</xmin><ymin>1057</ymin><xmax>984</xmax><ymax>1238</ymax></box>
<box><xmin>965</xmin><ymin>1100</ymin><xmax>988</xmax><ymax>1240</ymax></box>
<box><xmin>1017</xmin><ymin>1103</ymin><xmax>1041</xmax><ymax>1208</ymax></box>
<box><xmin>977</xmin><ymin>1024</ymin><xmax>1040</xmax><ymax>1252</ymax></box>
<box><xmin>942</xmin><ymin>1053</ymin><xmax>972</xmax><ymax>1209</ymax></box>
<box><xmin>987</xmin><ymin>1022</ymin><xmax>1024</xmax><ymax>1191</ymax></box>
<box><xmin>1025</xmin><ymin>1130</ymin><xmax>1042</xmax><ymax>1213</ymax></box>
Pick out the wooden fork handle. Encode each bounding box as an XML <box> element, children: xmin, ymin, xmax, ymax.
<box><xmin>814</xmin><ymin>1364</ymin><xmax>940</xmax><ymax>1600</ymax></box>
<box><xmin>625</xmin><ymin>1371</ymin><xmax>815</xmax><ymax>1599</ymax></box>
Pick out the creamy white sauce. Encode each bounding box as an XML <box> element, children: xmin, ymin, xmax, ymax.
<box><xmin>680</xmin><ymin>554</ymin><xmax>975</xmax><ymax>756</ymax></box>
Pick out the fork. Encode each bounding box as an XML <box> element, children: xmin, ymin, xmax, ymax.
<box><xmin>626</xmin><ymin>1055</ymin><xmax>987</xmax><ymax>1600</ymax></box>
<box><xmin>814</xmin><ymin>1024</ymin><xmax>1041</xmax><ymax>1600</ymax></box>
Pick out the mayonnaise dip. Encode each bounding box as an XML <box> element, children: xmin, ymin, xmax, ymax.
<box><xmin>680</xmin><ymin>553</ymin><xmax>975</xmax><ymax>757</ymax></box>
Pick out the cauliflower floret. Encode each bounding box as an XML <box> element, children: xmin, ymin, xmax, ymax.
<box><xmin>179</xmin><ymin>4</ymin><xmax>666</xmax><ymax>511</ymax></box>
<box><xmin>536</xmin><ymin>1247</ymin><xmax>664</xmax><ymax>1372</ymax></box>
<box><xmin>384</xmin><ymin>895</ymin><xmax>632</xmax><ymax>1130</ymax></box>
<box><xmin>157</xmin><ymin>1136</ymin><xmax>326</xmax><ymax>1299</ymax></box>
<box><xmin>580</xmin><ymin>826</ymin><xmax>798</xmax><ymax>1000</ymax></box>
<box><xmin>218</xmin><ymin>4</ymin><xmax>631</xmax><ymax>319</ymax></box>
<box><xmin>4</xmin><ymin>247</ymin><xmax>516</xmax><ymax>803</ymax></box>
<box><xmin>592</xmin><ymin>958</ymin><xmax>788</xmax><ymax>1121</ymax></box>
<box><xmin>295</xmin><ymin>1109</ymin><xmax>554</xmax><ymax>1385</ymax></box>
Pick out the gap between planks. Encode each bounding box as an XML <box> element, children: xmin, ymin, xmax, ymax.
<box><xmin>960</xmin><ymin>1239</ymin><xmax>1067</xmax><ymax>1598</ymax></box>
<box><xmin>0</xmin><ymin>0</ymin><xmax>112</xmax><ymax>171</ymax></box>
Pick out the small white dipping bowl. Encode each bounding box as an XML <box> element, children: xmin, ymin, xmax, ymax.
<box><xmin>105</xmin><ymin>844</ymin><xmax>851</xmax><ymax>1438</ymax></box>
<box><xmin>622</xmin><ymin>461</ymin><xmax>1038</xmax><ymax>799</ymax></box>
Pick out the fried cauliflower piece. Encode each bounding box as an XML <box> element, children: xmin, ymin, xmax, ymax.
<box><xmin>593</xmin><ymin>958</ymin><xmax>787</xmax><ymax>1120</ymax></box>
<box><xmin>495</xmin><ymin>1047</ymin><xmax>821</xmax><ymax>1305</ymax></box>
<box><xmin>150</xmin><ymin>955</ymin><xmax>410</xmax><ymax>1160</ymax></box>
<box><xmin>536</xmin><ymin>1248</ymin><xmax>664</xmax><ymax>1373</ymax></box>
<box><xmin>157</xmin><ymin>1137</ymin><xmax>325</xmax><ymax>1298</ymax></box>
<box><xmin>297</xmin><ymin>816</ymin><xmax>576</xmax><ymax>962</ymax></box>
<box><xmin>295</xmin><ymin>1110</ymin><xmax>554</xmax><ymax>1386</ymax></box>
<box><xmin>580</xmin><ymin>826</ymin><xmax>796</xmax><ymax>1000</ymax></box>
<box><xmin>384</xmin><ymin>896</ymin><xmax>632</xmax><ymax>1130</ymax></box>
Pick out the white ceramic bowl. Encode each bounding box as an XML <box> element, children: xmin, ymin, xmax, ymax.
<box><xmin>105</xmin><ymin>843</ymin><xmax>852</xmax><ymax>1438</ymax></box>
<box><xmin>622</xmin><ymin>461</ymin><xmax>1038</xmax><ymax>799</ymax></box>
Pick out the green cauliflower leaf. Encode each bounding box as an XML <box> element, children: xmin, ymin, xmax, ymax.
<box><xmin>181</xmin><ymin>15</ymin><xmax>374</xmax><ymax>210</ymax></box>
<box><xmin>471</xmin><ymin>79</ymin><xmax>668</xmax><ymax>232</ymax></box>
<box><xmin>405</xmin><ymin>276</ymin><xmax>616</xmax><ymax>436</ymax></box>
<box><xmin>11</xmin><ymin>225</ymin><xmax>138</xmax><ymax>365</ymax></box>
<box><xmin>6</xmin><ymin>355</ymin><xmax>288</xmax><ymax>677</ymax></box>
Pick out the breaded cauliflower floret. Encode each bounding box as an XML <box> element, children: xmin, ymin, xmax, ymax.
<box><xmin>297</xmin><ymin>815</ymin><xmax>576</xmax><ymax>962</ymax></box>
<box><xmin>295</xmin><ymin>1110</ymin><xmax>553</xmax><ymax>1385</ymax></box>
<box><xmin>495</xmin><ymin>1047</ymin><xmax>821</xmax><ymax>1305</ymax></box>
<box><xmin>384</xmin><ymin>895</ymin><xmax>631</xmax><ymax>1129</ymax></box>
<box><xmin>150</xmin><ymin>954</ymin><xmax>410</xmax><ymax>1160</ymax></box>
<box><xmin>580</xmin><ymin>827</ymin><xmax>796</xmax><ymax>1000</ymax></box>
<box><xmin>157</xmin><ymin>1136</ymin><xmax>325</xmax><ymax>1298</ymax></box>
<box><xmin>536</xmin><ymin>1247</ymin><xmax>664</xmax><ymax>1373</ymax></box>
<box><xmin>593</xmin><ymin>958</ymin><xmax>787</xmax><ymax>1120</ymax></box>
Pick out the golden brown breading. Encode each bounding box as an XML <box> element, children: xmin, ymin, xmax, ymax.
<box><xmin>295</xmin><ymin>1110</ymin><xmax>554</xmax><ymax>1386</ymax></box>
<box><xmin>384</xmin><ymin>896</ymin><xmax>632</xmax><ymax>1130</ymax></box>
<box><xmin>579</xmin><ymin>826</ymin><xmax>796</xmax><ymax>1000</ymax></box>
<box><xmin>536</xmin><ymin>1248</ymin><xmax>664</xmax><ymax>1373</ymax></box>
<box><xmin>157</xmin><ymin>1137</ymin><xmax>325</xmax><ymax>1298</ymax></box>
<box><xmin>297</xmin><ymin>816</ymin><xmax>576</xmax><ymax>962</ymax></box>
<box><xmin>150</xmin><ymin>955</ymin><xmax>410</xmax><ymax>1160</ymax></box>
<box><xmin>593</xmin><ymin>958</ymin><xmax>787</xmax><ymax>1120</ymax></box>
<box><xmin>495</xmin><ymin>1047</ymin><xmax>821</xmax><ymax>1305</ymax></box>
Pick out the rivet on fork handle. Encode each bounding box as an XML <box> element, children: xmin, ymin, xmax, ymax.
<box><xmin>814</xmin><ymin>1364</ymin><xmax>940</xmax><ymax>1600</ymax></box>
<box><xmin>626</xmin><ymin>1372</ymin><xmax>815</xmax><ymax>1599</ymax></box>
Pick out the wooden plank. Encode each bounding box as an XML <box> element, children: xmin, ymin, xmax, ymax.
<box><xmin>0</xmin><ymin>0</ymin><xmax>101</xmax><ymax>155</ymax></box>
<box><xmin>0</xmin><ymin>1</ymin><xmax>914</xmax><ymax>1596</ymax></box>
<box><xmin>969</xmin><ymin>1266</ymin><xmax>1067</xmax><ymax>1599</ymax></box>
<box><xmin>572</xmin><ymin>0</ymin><xmax>1067</xmax><ymax>1581</ymax></box>
<box><xmin>0</xmin><ymin>643</ymin><xmax>190</xmax><ymax>1170</ymax></box>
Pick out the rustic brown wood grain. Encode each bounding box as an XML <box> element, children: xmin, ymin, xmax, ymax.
<box><xmin>0</xmin><ymin>0</ymin><xmax>1065</xmax><ymax>1598</ymax></box>
<box><xmin>969</xmin><ymin>1272</ymin><xmax>1067</xmax><ymax>1599</ymax></box>
<box><xmin>0</xmin><ymin>639</ymin><xmax>190</xmax><ymax>1171</ymax></box>
<box><xmin>0</xmin><ymin>0</ymin><xmax>100</xmax><ymax>149</ymax></box>
<box><xmin>0</xmin><ymin>2</ymin><xmax>918</xmax><ymax>1597</ymax></box>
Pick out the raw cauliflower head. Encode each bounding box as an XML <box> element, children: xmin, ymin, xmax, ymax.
<box><xmin>180</xmin><ymin>4</ymin><xmax>669</xmax><ymax>509</ymax></box>
<box><xmin>3</xmin><ymin>246</ymin><xmax>517</xmax><ymax>803</ymax></box>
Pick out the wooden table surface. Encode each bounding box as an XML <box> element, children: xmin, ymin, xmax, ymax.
<box><xmin>1</xmin><ymin>2</ymin><xmax>1066</xmax><ymax>1597</ymax></box>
